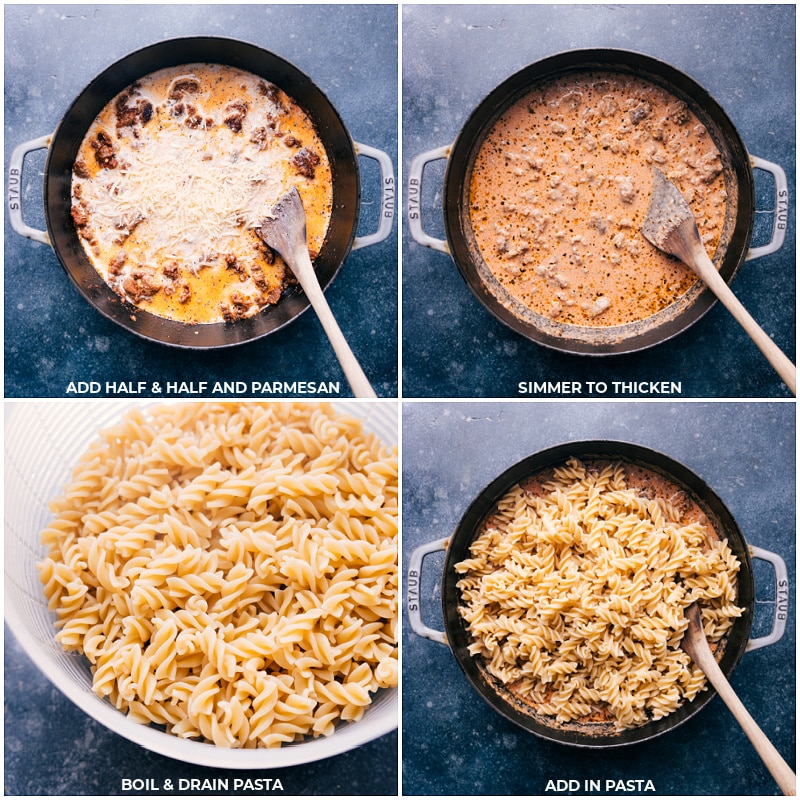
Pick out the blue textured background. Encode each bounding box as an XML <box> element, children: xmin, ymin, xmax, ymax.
<box><xmin>402</xmin><ymin>4</ymin><xmax>796</xmax><ymax>398</ymax></box>
<box><xmin>4</xmin><ymin>3</ymin><xmax>398</xmax><ymax>399</ymax></box>
<box><xmin>402</xmin><ymin>401</ymin><xmax>795</xmax><ymax>795</ymax></box>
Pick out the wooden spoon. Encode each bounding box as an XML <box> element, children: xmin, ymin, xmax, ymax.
<box><xmin>641</xmin><ymin>168</ymin><xmax>796</xmax><ymax>395</ymax></box>
<box><xmin>258</xmin><ymin>187</ymin><xmax>376</xmax><ymax>398</ymax></box>
<box><xmin>681</xmin><ymin>603</ymin><xmax>796</xmax><ymax>795</ymax></box>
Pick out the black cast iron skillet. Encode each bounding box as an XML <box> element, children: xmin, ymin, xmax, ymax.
<box><xmin>9</xmin><ymin>37</ymin><xmax>392</xmax><ymax>349</ymax></box>
<box><xmin>408</xmin><ymin>49</ymin><xmax>788</xmax><ymax>355</ymax></box>
<box><xmin>408</xmin><ymin>440</ymin><xmax>788</xmax><ymax>747</ymax></box>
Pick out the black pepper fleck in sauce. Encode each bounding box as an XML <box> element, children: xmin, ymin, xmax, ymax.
<box><xmin>469</xmin><ymin>70</ymin><xmax>730</xmax><ymax>327</ymax></box>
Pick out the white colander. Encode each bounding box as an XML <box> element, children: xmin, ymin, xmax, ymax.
<box><xmin>4</xmin><ymin>399</ymin><xmax>398</xmax><ymax>768</ymax></box>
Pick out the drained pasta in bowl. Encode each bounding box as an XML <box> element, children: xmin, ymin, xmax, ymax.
<box><xmin>408</xmin><ymin>440</ymin><xmax>787</xmax><ymax>747</ymax></box>
<box><xmin>5</xmin><ymin>400</ymin><xmax>397</xmax><ymax>767</ymax></box>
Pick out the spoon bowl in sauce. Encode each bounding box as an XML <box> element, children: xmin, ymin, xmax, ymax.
<box><xmin>258</xmin><ymin>188</ymin><xmax>376</xmax><ymax>398</ymax></box>
<box><xmin>642</xmin><ymin>168</ymin><xmax>796</xmax><ymax>395</ymax></box>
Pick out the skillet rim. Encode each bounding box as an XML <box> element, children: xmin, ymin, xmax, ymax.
<box><xmin>41</xmin><ymin>35</ymin><xmax>362</xmax><ymax>350</ymax></box>
<box><xmin>439</xmin><ymin>438</ymin><xmax>755</xmax><ymax>748</ymax></box>
<box><xmin>442</xmin><ymin>47</ymin><xmax>756</xmax><ymax>356</ymax></box>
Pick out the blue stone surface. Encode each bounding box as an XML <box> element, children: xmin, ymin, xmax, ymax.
<box><xmin>5</xmin><ymin>619</ymin><xmax>398</xmax><ymax>795</ymax></box>
<box><xmin>402</xmin><ymin>4</ymin><xmax>796</xmax><ymax>398</ymax></box>
<box><xmin>3</xmin><ymin>4</ymin><xmax>398</xmax><ymax>795</ymax></box>
<box><xmin>402</xmin><ymin>401</ymin><xmax>795</xmax><ymax>795</ymax></box>
<box><xmin>4</xmin><ymin>3</ymin><xmax>398</xmax><ymax>399</ymax></box>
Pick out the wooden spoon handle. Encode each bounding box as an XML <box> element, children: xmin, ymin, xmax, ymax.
<box><xmin>690</xmin><ymin>632</ymin><xmax>796</xmax><ymax>795</ymax></box>
<box><xmin>292</xmin><ymin>249</ymin><xmax>377</xmax><ymax>398</ymax></box>
<box><xmin>691</xmin><ymin>245</ymin><xmax>796</xmax><ymax>395</ymax></box>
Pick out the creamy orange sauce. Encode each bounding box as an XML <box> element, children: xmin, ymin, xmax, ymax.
<box><xmin>71</xmin><ymin>64</ymin><xmax>333</xmax><ymax>324</ymax></box>
<box><xmin>469</xmin><ymin>71</ymin><xmax>732</xmax><ymax>327</ymax></box>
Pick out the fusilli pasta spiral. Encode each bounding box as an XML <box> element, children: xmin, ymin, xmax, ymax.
<box><xmin>455</xmin><ymin>457</ymin><xmax>742</xmax><ymax>731</ymax></box>
<box><xmin>39</xmin><ymin>402</ymin><xmax>398</xmax><ymax>748</ymax></box>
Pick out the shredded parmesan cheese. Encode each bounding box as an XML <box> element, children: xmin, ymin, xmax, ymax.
<box><xmin>83</xmin><ymin>126</ymin><xmax>288</xmax><ymax>260</ymax></box>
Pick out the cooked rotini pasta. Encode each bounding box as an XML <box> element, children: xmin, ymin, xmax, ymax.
<box><xmin>454</xmin><ymin>457</ymin><xmax>743</xmax><ymax>731</ymax></box>
<box><xmin>38</xmin><ymin>402</ymin><xmax>398</xmax><ymax>748</ymax></box>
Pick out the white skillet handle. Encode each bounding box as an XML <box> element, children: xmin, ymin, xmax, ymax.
<box><xmin>352</xmin><ymin>142</ymin><xmax>395</xmax><ymax>250</ymax></box>
<box><xmin>407</xmin><ymin>537</ymin><xmax>449</xmax><ymax>645</ymax></box>
<box><xmin>408</xmin><ymin>144</ymin><xmax>451</xmax><ymax>253</ymax></box>
<box><xmin>746</xmin><ymin>155</ymin><xmax>788</xmax><ymax>261</ymax></box>
<box><xmin>8</xmin><ymin>133</ymin><xmax>52</xmax><ymax>246</ymax></box>
<box><xmin>746</xmin><ymin>545</ymin><xmax>789</xmax><ymax>652</ymax></box>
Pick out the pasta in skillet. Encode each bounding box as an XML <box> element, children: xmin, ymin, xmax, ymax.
<box><xmin>454</xmin><ymin>457</ymin><xmax>743</xmax><ymax>730</ymax></box>
<box><xmin>38</xmin><ymin>402</ymin><xmax>398</xmax><ymax>747</ymax></box>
